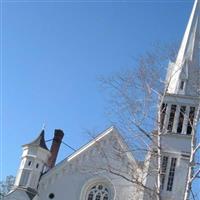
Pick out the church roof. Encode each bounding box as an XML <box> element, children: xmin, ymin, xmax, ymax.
<box><xmin>40</xmin><ymin>126</ymin><xmax>139</xmax><ymax>179</ymax></box>
<box><xmin>67</xmin><ymin>126</ymin><xmax>137</xmax><ymax>165</ymax></box>
<box><xmin>5</xmin><ymin>187</ymin><xmax>37</xmax><ymax>200</ymax></box>
<box><xmin>23</xmin><ymin>129</ymin><xmax>49</xmax><ymax>151</ymax></box>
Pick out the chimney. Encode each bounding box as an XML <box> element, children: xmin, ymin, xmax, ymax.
<box><xmin>48</xmin><ymin>129</ymin><xmax>64</xmax><ymax>169</ymax></box>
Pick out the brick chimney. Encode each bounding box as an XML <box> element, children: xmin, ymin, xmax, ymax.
<box><xmin>48</xmin><ymin>129</ymin><xmax>64</xmax><ymax>169</ymax></box>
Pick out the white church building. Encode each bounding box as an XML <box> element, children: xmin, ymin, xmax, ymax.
<box><xmin>4</xmin><ymin>0</ymin><xmax>200</xmax><ymax>199</ymax></box>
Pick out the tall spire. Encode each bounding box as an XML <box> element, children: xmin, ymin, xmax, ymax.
<box><xmin>166</xmin><ymin>0</ymin><xmax>200</xmax><ymax>95</ymax></box>
<box><xmin>176</xmin><ymin>0</ymin><xmax>199</xmax><ymax>63</ymax></box>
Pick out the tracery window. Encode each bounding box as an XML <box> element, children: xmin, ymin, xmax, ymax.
<box><xmin>86</xmin><ymin>184</ymin><xmax>110</xmax><ymax>200</ymax></box>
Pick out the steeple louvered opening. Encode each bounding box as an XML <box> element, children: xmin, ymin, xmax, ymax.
<box><xmin>187</xmin><ymin>106</ymin><xmax>196</xmax><ymax>135</ymax></box>
<box><xmin>167</xmin><ymin>105</ymin><xmax>177</xmax><ymax>132</ymax></box>
<box><xmin>177</xmin><ymin>106</ymin><xmax>186</xmax><ymax>133</ymax></box>
<box><xmin>160</xmin><ymin>102</ymin><xmax>196</xmax><ymax>135</ymax></box>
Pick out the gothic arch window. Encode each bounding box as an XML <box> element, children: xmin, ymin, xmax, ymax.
<box><xmin>86</xmin><ymin>184</ymin><xmax>109</xmax><ymax>200</ymax></box>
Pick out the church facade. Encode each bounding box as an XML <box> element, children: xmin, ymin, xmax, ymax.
<box><xmin>4</xmin><ymin>0</ymin><xmax>200</xmax><ymax>200</ymax></box>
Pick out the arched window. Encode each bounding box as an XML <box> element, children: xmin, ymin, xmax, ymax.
<box><xmin>86</xmin><ymin>184</ymin><xmax>110</xmax><ymax>200</ymax></box>
<box><xmin>80</xmin><ymin>178</ymin><xmax>114</xmax><ymax>200</ymax></box>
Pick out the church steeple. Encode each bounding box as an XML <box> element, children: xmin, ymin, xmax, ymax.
<box><xmin>154</xmin><ymin>2</ymin><xmax>200</xmax><ymax>198</ymax></box>
<box><xmin>166</xmin><ymin>0</ymin><xmax>200</xmax><ymax>96</ymax></box>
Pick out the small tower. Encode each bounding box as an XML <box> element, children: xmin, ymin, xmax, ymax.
<box><xmin>14</xmin><ymin>130</ymin><xmax>51</xmax><ymax>192</ymax></box>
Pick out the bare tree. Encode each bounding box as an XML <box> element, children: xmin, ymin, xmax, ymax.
<box><xmin>0</xmin><ymin>176</ymin><xmax>15</xmax><ymax>199</ymax></box>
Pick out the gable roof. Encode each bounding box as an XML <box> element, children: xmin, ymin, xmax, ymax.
<box><xmin>41</xmin><ymin>126</ymin><xmax>138</xmax><ymax>178</ymax></box>
<box><xmin>68</xmin><ymin>126</ymin><xmax>117</xmax><ymax>161</ymax></box>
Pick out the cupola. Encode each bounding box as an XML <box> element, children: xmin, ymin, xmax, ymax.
<box><xmin>14</xmin><ymin>130</ymin><xmax>51</xmax><ymax>192</ymax></box>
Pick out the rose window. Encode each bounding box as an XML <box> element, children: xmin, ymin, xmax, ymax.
<box><xmin>86</xmin><ymin>184</ymin><xmax>110</xmax><ymax>200</ymax></box>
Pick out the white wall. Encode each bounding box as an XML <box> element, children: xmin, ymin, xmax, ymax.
<box><xmin>37</xmin><ymin>129</ymin><xmax>140</xmax><ymax>200</ymax></box>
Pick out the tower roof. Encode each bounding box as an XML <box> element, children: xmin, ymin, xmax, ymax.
<box><xmin>23</xmin><ymin>129</ymin><xmax>49</xmax><ymax>151</ymax></box>
<box><xmin>176</xmin><ymin>0</ymin><xmax>199</xmax><ymax>64</ymax></box>
<box><xmin>166</xmin><ymin>0</ymin><xmax>200</xmax><ymax>95</ymax></box>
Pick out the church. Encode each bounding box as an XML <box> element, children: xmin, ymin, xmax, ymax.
<box><xmin>4</xmin><ymin>0</ymin><xmax>200</xmax><ymax>199</ymax></box>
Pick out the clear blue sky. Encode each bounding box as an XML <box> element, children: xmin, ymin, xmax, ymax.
<box><xmin>0</xmin><ymin>0</ymin><xmax>194</xmax><ymax>181</ymax></box>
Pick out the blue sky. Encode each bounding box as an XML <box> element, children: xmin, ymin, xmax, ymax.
<box><xmin>0</xmin><ymin>0</ymin><xmax>194</xmax><ymax>181</ymax></box>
